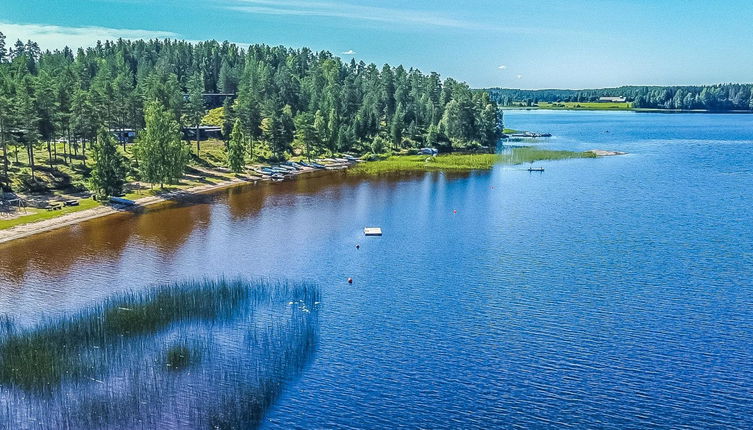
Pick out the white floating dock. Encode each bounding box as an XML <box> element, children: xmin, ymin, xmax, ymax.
<box><xmin>364</xmin><ymin>227</ymin><xmax>382</xmax><ymax>236</ymax></box>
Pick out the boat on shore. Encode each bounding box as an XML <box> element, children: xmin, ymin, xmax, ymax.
<box><xmin>110</xmin><ymin>197</ymin><xmax>136</xmax><ymax>206</ymax></box>
<box><xmin>510</xmin><ymin>131</ymin><xmax>552</xmax><ymax>138</ymax></box>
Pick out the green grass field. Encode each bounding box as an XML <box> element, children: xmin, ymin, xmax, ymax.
<box><xmin>0</xmin><ymin>198</ymin><xmax>100</xmax><ymax>230</ymax></box>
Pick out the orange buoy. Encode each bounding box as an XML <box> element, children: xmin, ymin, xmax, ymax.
<box><xmin>453</xmin><ymin>209</ymin><xmax>457</xmax><ymax>214</ymax></box>
<box><xmin>347</xmin><ymin>277</ymin><xmax>353</xmax><ymax>284</ymax></box>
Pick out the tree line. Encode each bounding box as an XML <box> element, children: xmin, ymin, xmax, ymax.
<box><xmin>488</xmin><ymin>84</ymin><xmax>753</xmax><ymax>111</ymax></box>
<box><xmin>0</xmin><ymin>32</ymin><xmax>502</xmax><ymax>195</ymax></box>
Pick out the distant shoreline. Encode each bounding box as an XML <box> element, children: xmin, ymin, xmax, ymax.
<box><xmin>500</xmin><ymin>106</ymin><xmax>753</xmax><ymax>114</ymax></box>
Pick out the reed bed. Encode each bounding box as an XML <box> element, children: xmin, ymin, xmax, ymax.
<box><xmin>0</xmin><ymin>278</ymin><xmax>320</xmax><ymax>429</ymax></box>
<box><xmin>351</xmin><ymin>154</ymin><xmax>500</xmax><ymax>175</ymax></box>
<box><xmin>351</xmin><ymin>148</ymin><xmax>596</xmax><ymax>175</ymax></box>
<box><xmin>500</xmin><ymin>146</ymin><xmax>597</xmax><ymax>164</ymax></box>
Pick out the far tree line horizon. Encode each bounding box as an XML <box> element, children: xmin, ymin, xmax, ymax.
<box><xmin>487</xmin><ymin>85</ymin><xmax>753</xmax><ymax>110</ymax></box>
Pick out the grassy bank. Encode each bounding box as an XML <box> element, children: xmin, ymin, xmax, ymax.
<box><xmin>2</xmin><ymin>139</ymin><xmax>233</xmax><ymax>193</ymax></box>
<box><xmin>0</xmin><ymin>198</ymin><xmax>100</xmax><ymax>230</ymax></box>
<box><xmin>0</xmin><ymin>140</ymin><xmax>247</xmax><ymax>232</ymax></box>
<box><xmin>502</xmin><ymin>147</ymin><xmax>597</xmax><ymax>164</ymax></box>
<box><xmin>350</xmin><ymin>153</ymin><xmax>500</xmax><ymax>175</ymax></box>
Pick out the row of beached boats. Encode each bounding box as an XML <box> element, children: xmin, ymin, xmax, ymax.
<box><xmin>251</xmin><ymin>156</ymin><xmax>362</xmax><ymax>181</ymax></box>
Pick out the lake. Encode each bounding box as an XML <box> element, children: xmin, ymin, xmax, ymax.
<box><xmin>1</xmin><ymin>110</ymin><xmax>752</xmax><ymax>428</ymax></box>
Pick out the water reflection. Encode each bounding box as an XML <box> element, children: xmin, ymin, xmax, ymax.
<box><xmin>133</xmin><ymin>201</ymin><xmax>212</xmax><ymax>254</ymax></box>
<box><xmin>0</xmin><ymin>170</ymin><xmax>471</xmax><ymax>288</ymax></box>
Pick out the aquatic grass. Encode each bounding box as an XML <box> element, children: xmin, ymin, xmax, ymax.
<box><xmin>0</xmin><ymin>277</ymin><xmax>320</xmax><ymax>428</ymax></box>
<box><xmin>501</xmin><ymin>146</ymin><xmax>597</xmax><ymax>164</ymax></box>
<box><xmin>351</xmin><ymin>153</ymin><xmax>500</xmax><ymax>175</ymax></box>
<box><xmin>0</xmin><ymin>279</ymin><xmax>257</xmax><ymax>390</ymax></box>
<box><xmin>350</xmin><ymin>148</ymin><xmax>596</xmax><ymax>175</ymax></box>
<box><xmin>165</xmin><ymin>344</ymin><xmax>197</xmax><ymax>370</ymax></box>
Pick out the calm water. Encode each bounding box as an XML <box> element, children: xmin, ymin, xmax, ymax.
<box><xmin>2</xmin><ymin>110</ymin><xmax>753</xmax><ymax>428</ymax></box>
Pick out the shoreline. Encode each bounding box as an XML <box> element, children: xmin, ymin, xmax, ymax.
<box><xmin>0</xmin><ymin>165</ymin><xmax>335</xmax><ymax>246</ymax></box>
<box><xmin>500</xmin><ymin>106</ymin><xmax>753</xmax><ymax>114</ymax></box>
<box><xmin>0</xmin><ymin>148</ymin><xmax>617</xmax><ymax>245</ymax></box>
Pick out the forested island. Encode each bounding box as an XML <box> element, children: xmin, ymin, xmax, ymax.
<box><xmin>0</xmin><ymin>32</ymin><xmax>501</xmax><ymax>195</ymax></box>
<box><xmin>488</xmin><ymin>84</ymin><xmax>753</xmax><ymax>111</ymax></box>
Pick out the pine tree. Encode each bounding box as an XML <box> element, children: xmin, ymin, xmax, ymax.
<box><xmin>390</xmin><ymin>104</ymin><xmax>405</xmax><ymax>149</ymax></box>
<box><xmin>276</xmin><ymin>105</ymin><xmax>295</xmax><ymax>158</ymax></box>
<box><xmin>0</xmin><ymin>32</ymin><xmax>6</xmax><ymax>63</ymax></box>
<box><xmin>259</xmin><ymin>116</ymin><xmax>277</xmax><ymax>160</ymax></box>
<box><xmin>113</xmin><ymin>71</ymin><xmax>136</xmax><ymax>150</ymax></box>
<box><xmin>185</xmin><ymin>71</ymin><xmax>206</xmax><ymax>153</ymax></box>
<box><xmin>478</xmin><ymin>102</ymin><xmax>501</xmax><ymax>152</ymax></box>
<box><xmin>293</xmin><ymin>112</ymin><xmax>317</xmax><ymax>160</ymax></box>
<box><xmin>313</xmin><ymin>110</ymin><xmax>327</xmax><ymax>150</ymax></box>
<box><xmin>0</xmin><ymin>72</ymin><xmax>11</xmax><ymax>188</ymax></box>
<box><xmin>135</xmin><ymin>101</ymin><xmax>189</xmax><ymax>188</ymax></box>
<box><xmin>227</xmin><ymin>119</ymin><xmax>245</xmax><ymax>173</ymax></box>
<box><xmin>426</xmin><ymin>124</ymin><xmax>439</xmax><ymax>148</ymax></box>
<box><xmin>35</xmin><ymin>71</ymin><xmax>59</xmax><ymax>168</ymax></box>
<box><xmin>90</xmin><ymin>127</ymin><xmax>126</xmax><ymax>198</ymax></box>
<box><xmin>71</xmin><ymin>89</ymin><xmax>97</xmax><ymax>165</ymax></box>
<box><xmin>16</xmin><ymin>78</ymin><xmax>40</xmax><ymax>179</ymax></box>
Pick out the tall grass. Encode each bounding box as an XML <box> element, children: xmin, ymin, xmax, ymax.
<box><xmin>0</xmin><ymin>278</ymin><xmax>320</xmax><ymax>428</ymax></box>
<box><xmin>500</xmin><ymin>146</ymin><xmax>597</xmax><ymax>164</ymax></box>
<box><xmin>351</xmin><ymin>154</ymin><xmax>500</xmax><ymax>175</ymax></box>
<box><xmin>350</xmin><ymin>148</ymin><xmax>596</xmax><ymax>175</ymax></box>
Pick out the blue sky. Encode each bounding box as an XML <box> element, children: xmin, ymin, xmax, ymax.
<box><xmin>1</xmin><ymin>0</ymin><xmax>752</xmax><ymax>89</ymax></box>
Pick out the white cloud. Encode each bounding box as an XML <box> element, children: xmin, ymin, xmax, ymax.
<box><xmin>0</xmin><ymin>21</ymin><xmax>179</xmax><ymax>51</ymax></box>
<box><xmin>498</xmin><ymin>65</ymin><xmax>507</xmax><ymax>70</ymax></box>
<box><xmin>341</xmin><ymin>49</ymin><xmax>356</xmax><ymax>55</ymax></box>
<box><xmin>227</xmin><ymin>0</ymin><xmax>494</xmax><ymax>30</ymax></box>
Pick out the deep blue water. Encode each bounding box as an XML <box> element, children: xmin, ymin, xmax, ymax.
<box><xmin>2</xmin><ymin>110</ymin><xmax>753</xmax><ymax>428</ymax></box>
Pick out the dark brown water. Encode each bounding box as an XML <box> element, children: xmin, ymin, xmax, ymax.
<box><xmin>0</xmin><ymin>169</ymin><xmax>461</xmax><ymax>325</ymax></box>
